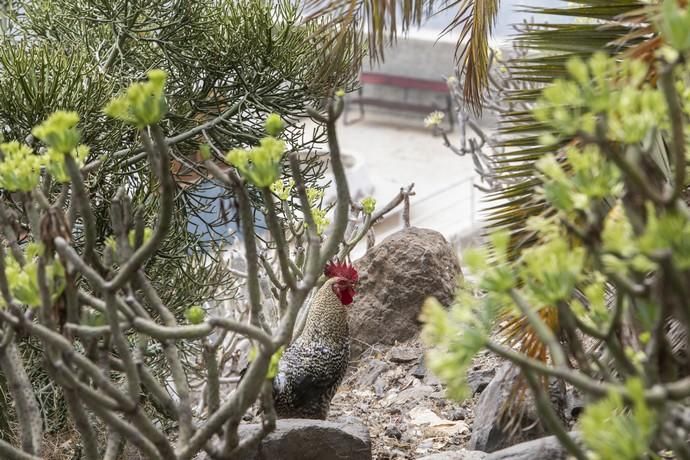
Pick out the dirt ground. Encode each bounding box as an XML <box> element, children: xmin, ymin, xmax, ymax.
<box><xmin>329</xmin><ymin>336</ymin><xmax>499</xmax><ymax>459</ymax></box>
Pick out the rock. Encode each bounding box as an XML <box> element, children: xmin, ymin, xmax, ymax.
<box><xmin>469</xmin><ymin>364</ymin><xmax>566</xmax><ymax>453</ymax></box>
<box><xmin>412</xmin><ymin>358</ymin><xmax>428</xmax><ymax>379</ymax></box>
<box><xmin>485</xmin><ymin>434</ymin><xmax>575</xmax><ymax>460</ymax></box>
<box><xmin>358</xmin><ymin>359</ymin><xmax>390</xmax><ymax>387</ymax></box>
<box><xmin>239</xmin><ymin>418</ymin><xmax>371</xmax><ymax>460</ymax></box>
<box><xmin>386</xmin><ymin>406</ymin><xmax>402</xmax><ymax>415</ymax></box>
<box><xmin>565</xmin><ymin>386</ymin><xmax>585</xmax><ymax>421</ymax></box>
<box><xmin>394</xmin><ymin>384</ymin><xmax>434</xmax><ymax>405</ymax></box>
<box><xmin>374</xmin><ymin>378</ymin><xmax>386</xmax><ymax>397</ymax></box>
<box><xmin>423</xmin><ymin>372</ymin><xmax>442</xmax><ymax>387</ymax></box>
<box><xmin>417</xmin><ymin>451</ymin><xmax>488</xmax><ymax>460</ymax></box>
<box><xmin>384</xmin><ymin>424</ymin><xmax>403</xmax><ymax>440</ymax></box>
<box><xmin>389</xmin><ymin>448</ymin><xmax>408</xmax><ymax>458</ymax></box>
<box><xmin>409</xmin><ymin>406</ymin><xmax>445</xmax><ymax>425</ymax></box>
<box><xmin>449</xmin><ymin>408</ymin><xmax>467</xmax><ymax>421</ymax></box>
<box><xmin>349</xmin><ymin>227</ymin><xmax>462</xmax><ymax>357</ymax></box>
<box><xmin>466</xmin><ymin>367</ymin><xmax>496</xmax><ymax>395</ymax></box>
<box><xmin>409</xmin><ymin>406</ymin><xmax>470</xmax><ymax>437</ymax></box>
<box><xmin>416</xmin><ymin>438</ymin><xmax>435</xmax><ymax>454</ymax></box>
<box><xmin>388</xmin><ymin>345</ymin><xmax>421</xmax><ymax>363</ymax></box>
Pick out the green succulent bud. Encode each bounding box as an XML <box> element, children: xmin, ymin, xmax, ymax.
<box><xmin>184</xmin><ymin>305</ymin><xmax>205</xmax><ymax>325</ymax></box>
<box><xmin>105</xmin><ymin>236</ymin><xmax>118</xmax><ymax>252</ymax></box>
<box><xmin>360</xmin><ymin>197</ymin><xmax>376</xmax><ymax>215</ymax></box>
<box><xmin>266</xmin><ymin>346</ymin><xmax>285</xmax><ymax>379</ymax></box>
<box><xmin>46</xmin><ymin>144</ymin><xmax>90</xmax><ymax>183</ymax></box>
<box><xmin>310</xmin><ymin>207</ymin><xmax>330</xmax><ymax>235</ymax></box>
<box><xmin>199</xmin><ymin>144</ymin><xmax>211</xmax><ymax>161</ymax></box>
<box><xmin>264</xmin><ymin>113</ymin><xmax>285</xmax><ymax>137</ymax></box>
<box><xmin>271</xmin><ymin>179</ymin><xmax>294</xmax><ymax>201</ymax></box>
<box><xmin>226</xmin><ymin>136</ymin><xmax>285</xmax><ymax>188</ymax></box>
<box><xmin>104</xmin><ymin>69</ymin><xmax>168</xmax><ymax>128</ymax></box>
<box><xmin>128</xmin><ymin>227</ymin><xmax>153</xmax><ymax>249</ymax></box>
<box><xmin>3</xmin><ymin>250</ymin><xmax>65</xmax><ymax>308</ymax></box>
<box><xmin>306</xmin><ymin>187</ymin><xmax>324</xmax><ymax>206</ymax></box>
<box><xmin>0</xmin><ymin>141</ymin><xmax>43</xmax><ymax>192</ymax></box>
<box><xmin>658</xmin><ymin>0</ymin><xmax>690</xmax><ymax>52</ymax></box>
<box><xmin>32</xmin><ymin>111</ymin><xmax>81</xmax><ymax>154</ymax></box>
<box><xmin>580</xmin><ymin>379</ymin><xmax>655</xmax><ymax>459</ymax></box>
<box><xmin>226</xmin><ymin>148</ymin><xmax>249</xmax><ymax>169</ymax></box>
<box><xmin>565</xmin><ymin>56</ymin><xmax>589</xmax><ymax>85</ymax></box>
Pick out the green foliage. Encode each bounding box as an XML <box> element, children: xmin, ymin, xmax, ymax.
<box><xmin>580</xmin><ymin>379</ymin><xmax>656</xmax><ymax>460</ymax></box>
<box><xmin>485</xmin><ymin>0</ymin><xmax>646</xmax><ymax>248</ymax></box>
<box><xmin>0</xmin><ymin>110</ymin><xmax>93</xmax><ymax>188</ymax></box>
<box><xmin>0</xmin><ymin>141</ymin><xmax>42</xmax><ymax>191</ymax></box>
<box><xmin>639</xmin><ymin>205</ymin><xmax>690</xmax><ymax>269</ymax></box>
<box><xmin>537</xmin><ymin>145</ymin><xmax>623</xmax><ymax>213</ymax></box>
<box><xmin>46</xmin><ymin>145</ymin><xmax>90</xmax><ymax>183</ymax></box>
<box><xmin>360</xmin><ymin>196</ymin><xmax>376</xmax><ymax>214</ymax></box>
<box><xmin>227</xmin><ymin>135</ymin><xmax>286</xmax><ymax>188</ymax></box>
<box><xmin>271</xmin><ymin>178</ymin><xmax>295</xmax><ymax>201</ymax></box>
<box><xmin>658</xmin><ymin>0</ymin><xmax>690</xmax><ymax>52</ymax></box>
<box><xmin>104</xmin><ymin>70</ymin><xmax>168</xmax><ymax>128</ymax></box>
<box><xmin>264</xmin><ymin>113</ymin><xmax>285</xmax><ymax>137</ymax></box>
<box><xmin>310</xmin><ymin>207</ymin><xmax>331</xmax><ymax>236</ymax></box>
<box><xmin>267</xmin><ymin>346</ymin><xmax>285</xmax><ymax>380</ymax></box>
<box><xmin>0</xmin><ymin>0</ymin><xmax>359</xmax><ymax>316</ymax></box>
<box><xmin>422</xmin><ymin>3</ymin><xmax>690</xmax><ymax>458</ymax></box>
<box><xmin>128</xmin><ymin>227</ymin><xmax>153</xmax><ymax>249</ymax></box>
<box><xmin>421</xmin><ymin>285</ymin><xmax>498</xmax><ymax>400</ymax></box>
<box><xmin>1</xmin><ymin>244</ymin><xmax>65</xmax><ymax>308</ymax></box>
<box><xmin>0</xmin><ymin>0</ymin><xmax>360</xmax><ymax>438</ymax></box>
<box><xmin>534</xmin><ymin>53</ymin><xmax>666</xmax><ymax>145</ymax></box>
<box><xmin>184</xmin><ymin>305</ymin><xmax>206</xmax><ymax>325</ymax></box>
<box><xmin>31</xmin><ymin>111</ymin><xmax>81</xmax><ymax>154</ymax></box>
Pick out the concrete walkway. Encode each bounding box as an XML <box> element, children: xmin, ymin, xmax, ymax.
<box><xmin>308</xmin><ymin>110</ymin><xmax>486</xmax><ymax>258</ymax></box>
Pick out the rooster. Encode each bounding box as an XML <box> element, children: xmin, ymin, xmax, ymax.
<box><xmin>272</xmin><ymin>260</ymin><xmax>358</xmax><ymax>419</ymax></box>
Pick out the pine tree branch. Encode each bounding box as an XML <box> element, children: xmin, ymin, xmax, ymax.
<box><xmin>82</xmin><ymin>97</ymin><xmax>247</xmax><ymax>173</ymax></box>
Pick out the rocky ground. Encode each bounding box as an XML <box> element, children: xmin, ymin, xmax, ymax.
<box><xmin>329</xmin><ymin>337</ymin><xmax>500</xmax><ymax>459</ymax></box>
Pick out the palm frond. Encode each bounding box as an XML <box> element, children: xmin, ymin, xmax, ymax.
<box><xmin>482</xmin><ymin>1</ymin><xmax>649</xmax><ymax>377</ymax></box>
<box><xmin>442</xmin><ymin>0</ymin><xmax>500</xmax><ymax>113</ymax></box>
<box><xmin>488</xmin><ymin>1</ymin><xmax>646</xmax><ymax>248</ymax></box>
<box><xmin>305</xmin><ymin>0</ymin><xmax>500</xmax><ymax>112</ymax></box>
<box><xmin>303</xmin><ymin>0</ymin><xmax>430</xmax><ymax>61</ymax></box>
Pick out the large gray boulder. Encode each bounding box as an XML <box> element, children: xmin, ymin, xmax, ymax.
<box><xmin>417</xmin><ymin>451</ymin><xmax>488</xmax><ymax>460</ymax></box>
<box><xmin>469</xmin><ymin>364</ymin><xmax>566</xmax><ymax>453</ymax></box>
<box><xmin>239</xmin><ymin>418</ymin><xmax>371</xmax><ymax>460</ymax></box>
<box><xmin>349</xmin><ymin>227</ymin><xmax>462</xmax><ymax>357</ymax></box>
<box><xmin>485</xmin><ymin>434</ymin><xmax>577</xmax><ymax>460</ymax></box>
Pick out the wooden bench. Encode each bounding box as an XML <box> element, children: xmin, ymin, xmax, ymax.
<box><xmin>345</xmin><ymin>72</ymin><xmax>454</xmax><ymax>130</ymax></box>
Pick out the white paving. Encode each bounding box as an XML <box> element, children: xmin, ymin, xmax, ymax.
<box><xmin>308</xmin><ymin>111</ymin><xmax>486</xmax><ymax>257</ymax></box>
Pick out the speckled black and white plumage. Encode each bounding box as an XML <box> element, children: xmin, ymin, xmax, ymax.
<box><xmin>273</xmin><ymin>277</ymin><xmax>351</xmax><ymax>419</ymax></box>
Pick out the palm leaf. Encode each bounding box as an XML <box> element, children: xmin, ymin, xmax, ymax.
<box><xmin>481</xmin><ymin>1</ymin><xmax>652</xmax><ymax>391</ymax></box>
<box><xmin>441</xmin><ymin>0</ymin><xmax>500</xmax><ymax>112</ymax></box>
<box><xmin>488</xmin><ymin>0</ymin><xmax>647</xmax><ymax>248</ymax></box>
<box><xmin>305</xmin><ymin>0</ymin><xmax>500</xmax><ymax>112</ymax></box>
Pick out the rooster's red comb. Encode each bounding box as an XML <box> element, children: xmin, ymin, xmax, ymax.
<box><xmin>324</xmin><ymin>260</ymin><xmax>358</xmax><ymax>283</ymax></box>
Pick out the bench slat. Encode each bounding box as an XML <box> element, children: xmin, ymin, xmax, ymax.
<box><xmin>355</xmin><ymin>98</ymin><xmax>445</xmax><ymax>113</ymax></box>
<box><xmin>360</xmin><ymin>72</ymin><xmax>449</xmax><ymax>93</ymax></box>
